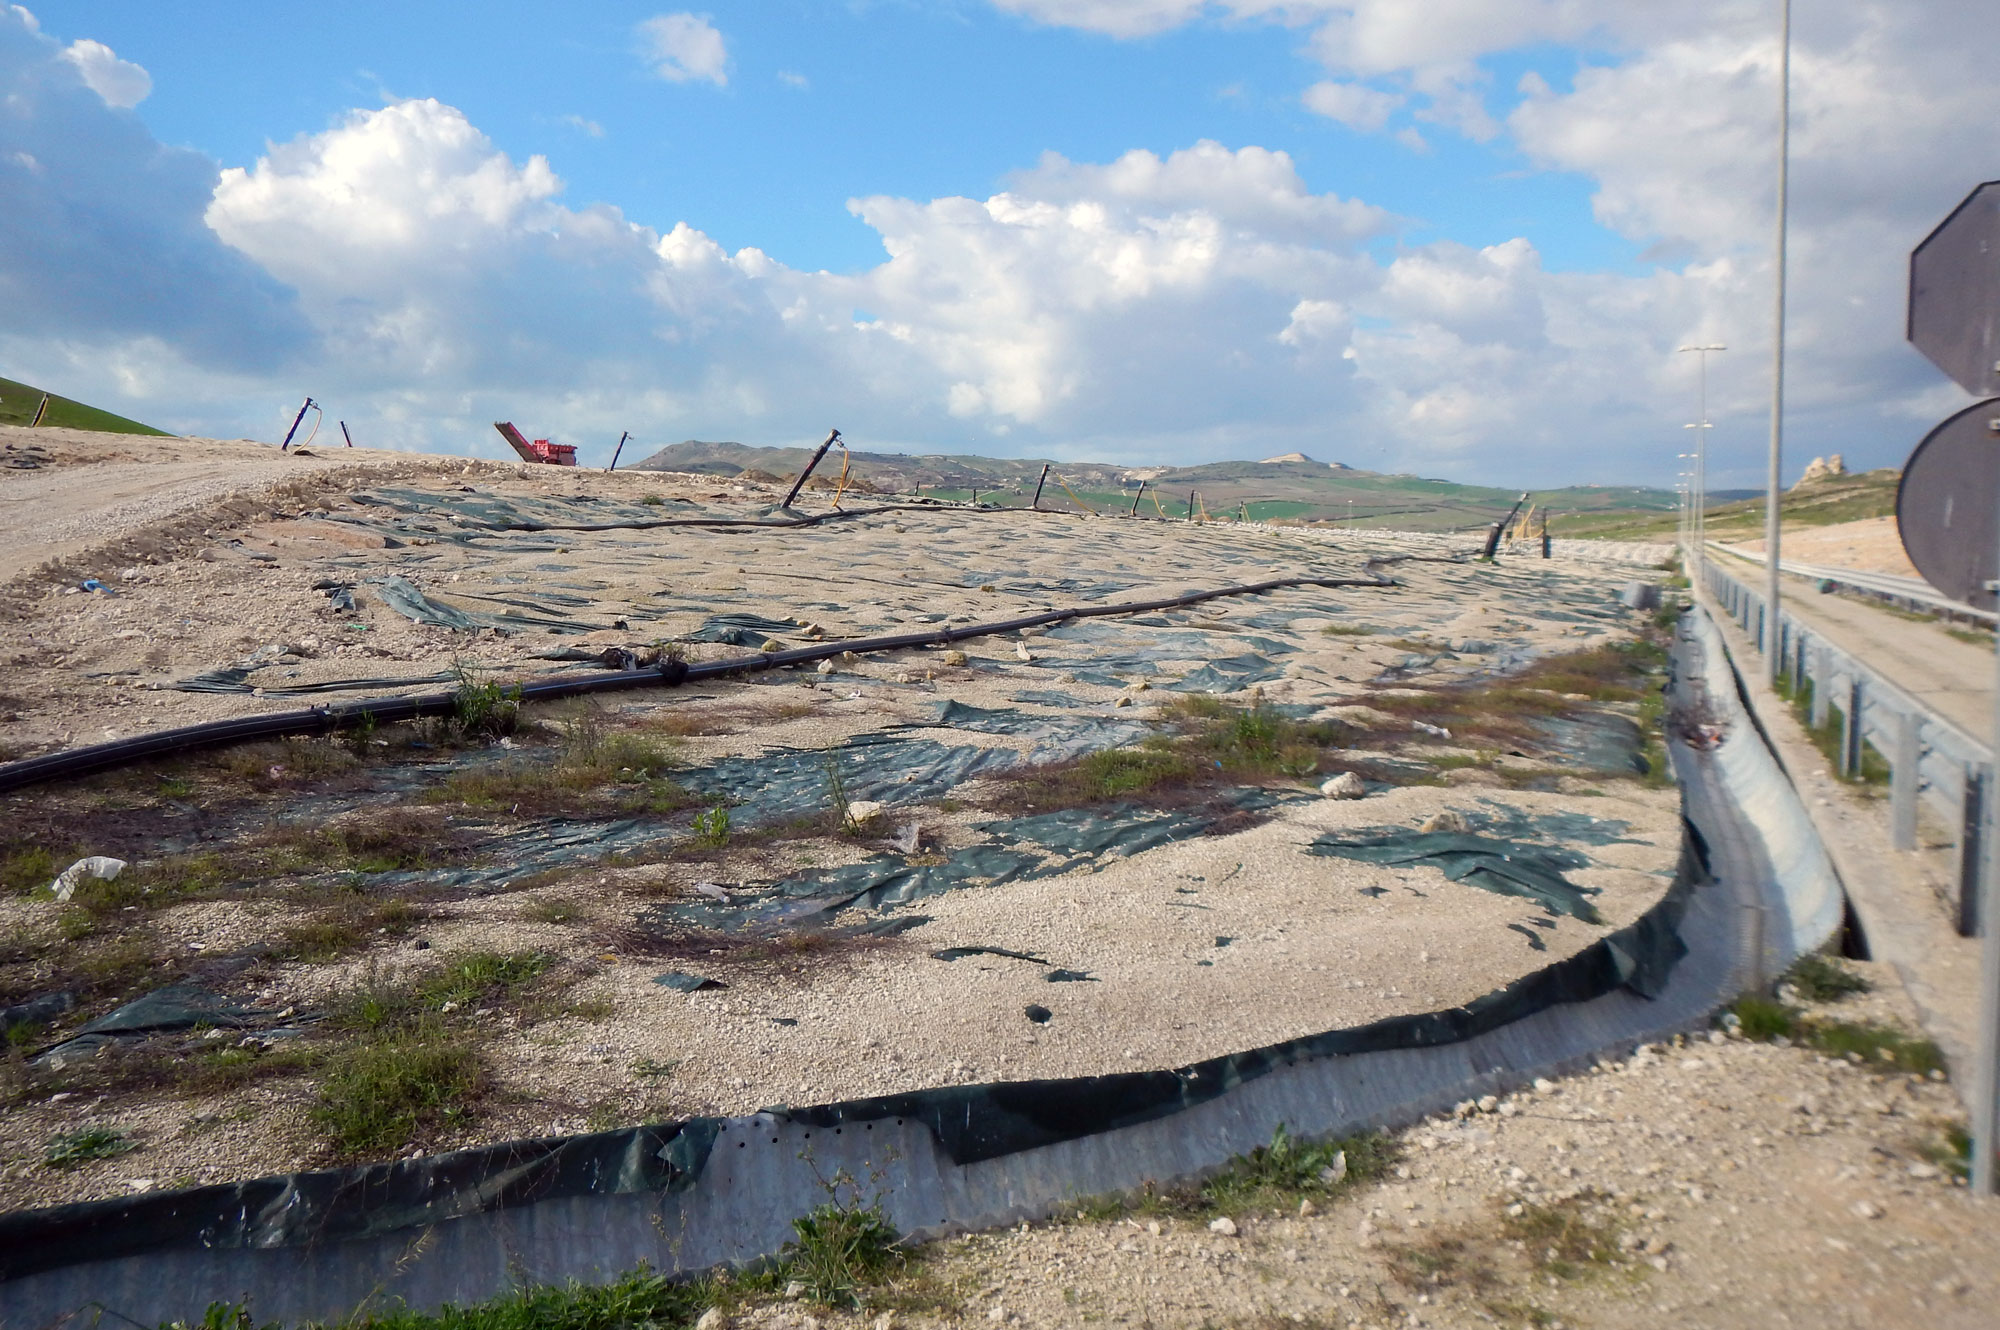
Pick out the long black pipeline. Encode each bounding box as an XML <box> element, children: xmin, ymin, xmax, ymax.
<box><xmin>0</xmin><ymin>568</ymin><xmax>1405</xmax><ymax>795</ymax></box>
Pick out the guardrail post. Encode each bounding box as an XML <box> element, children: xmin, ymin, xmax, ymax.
<box><xmin>1892</xmin><ymin>711</ymin><xmax>1921</xmax><ymax>851</ymax></box>
<box><xmin>1962</xmin><ymin>766</ymin><xmax>1987</xmax><ymax>938</ymax></box>
<box><xmin>1840</xmin><ymin>676</ymin><xmax>1864</xmax><ymax>779</ymax></box>
<box><xmin>1792</xmin><ymin>628</ymin><xmax>1809</xmax><ymax>691</ymax></box>
<box><xmin>1811</xmin><ymin>653</ymin><xmax>1831</xmax><ymax>729</ymax></box>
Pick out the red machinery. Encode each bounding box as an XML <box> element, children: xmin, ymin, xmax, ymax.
<box><xmin>493</xmin><ymin>421</ymin><xmax>578</xmax><ymax>467</ymax></box>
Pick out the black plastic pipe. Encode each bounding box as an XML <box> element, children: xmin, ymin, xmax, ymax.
<box><xmin>781</xmin><ymin>428</ymin><xmax>842</xmax><ymax>509</ymax></box>
<box><xmin>0</xmin><ymin>568</ymin><xmax>1405</xmax><ymax>794</ymax></box>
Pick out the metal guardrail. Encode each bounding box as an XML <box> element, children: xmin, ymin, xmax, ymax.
<box><xmin>1711</xmin><ymin>541</ymin><xmax>1998</xmax><ymax>627</ymax></box>
<box><xmin>1703</xmin><ymin>560</ymin><xmax>1992</xmax><ymax>935</ymax></box>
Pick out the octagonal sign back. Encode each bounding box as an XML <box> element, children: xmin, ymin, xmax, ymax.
<box><xmin>1910</xmin><ymin>181</ymin><xmax>2000</xmax><ymax>398</ymax></box>
<box><xmin>1898</xmin><ymin>397</ymin><xmax>2000</xmax><ymax>609</ymax></box>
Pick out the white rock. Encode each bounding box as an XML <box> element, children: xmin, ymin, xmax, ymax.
<box><xmin>1532</xmin><ymin>1077</ymin><xmax>1556</xmax><ymax>1094</ymax></box>
<box><xmin>1419</xmin><ymin>809</ymin><xmax>1469</xmax><ymax>834</ymax></box>
<box><xmin>1851</xmin><ymin>1200</ymin><xmax>1884</xmax><ymax>1220</ymax></box>
<box><xmin>1015</xmin><ymin>643</ymin><xmax>1034</xmax><ymax>661</ymax></box>
<box><xmin>1208</xmin><ymin>1216</ymin><xmax>1239</xmax><ymax>1237</ymax></box>
<box><xmin>694</xmin><ymin>1309</ymin><xmax>729</xmax><ymax>1330</ymax></box>
<box><xmin>1321</xmin><ymin>1151</ymin><xmax>1348</xmax><ymax>1185</ymax></box>
<box><xmin>1298</xmin><ymin>1198</ymin><xmax>1317</xmax><ymax>1217</ymax></box>
<box><xmin>844</xmin><ymin>800</ymin><xmax>885</xmax><ymax>830</ymax></box>
<box><xmin>50</xmin><ymin>856</ymin><xmax>127</xmax><ymax>902</ymax></box>
<box><xmin>816</xmin><ymin>659</ymin><xmax>836</xmax><ymax>675</ymax></box>
<box><xmin>784</xmin><ymin>1279</ymin><xmax>807</xmax><ymax>1299</ymax></box>
<box><xmin>1319</xmin><ymin>772</ymin><xmax>1367</xmax><ymax>800</ymax></box>
<box><xmin>942</xmin><ymin>649</ymin><xmax>968</xmax><ymax>666</ymax></box>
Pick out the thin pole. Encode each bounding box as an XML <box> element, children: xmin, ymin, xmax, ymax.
<box><xmin>1032</xmin><ymin>464</ymin><xmax>1050</xmax><ymax>510</ymax></box>
<box><xmin>1129</xmin><ymin>483</ymin><xmax>1145</xmax><ymax>517</ymax></box>
<box><xmin>1764</xmin><ymin>0</ymin><xmax>1791</xmax><ymax>683</ymax></box>
<box><xmin>608</xmin><ymin>430</ymin><xmax>629</xmax><ymax>471</ymax></box>
<box><xmin>1982</xmin><ymin>516</ymin><xmax>2000</xmax><ymax>1190</ymax></box>
<box><xmin>339</xmin><ymin>421</ymin><xmax>355</xmax><ymax>448</ymax></box>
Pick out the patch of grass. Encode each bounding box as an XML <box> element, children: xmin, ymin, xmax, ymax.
<box><xmin>1726</xmin><ymin>995</ymin><xmax>1946</xmax><ymax>1074</ymax></box>
<box><xmin>1917</xmin><ymin>1124</ymin><xmax>1973</xmax><ymax>1182</ymax></box>
<box><xmin>1498</xmin><ymin>1195</ymin><xmax>1631</xmax><ymax>1282</ymax></box>
<box><xmin>1</xmin><ymin>844</ymin><xmax>63</xmax><ymax>896</ymax></box>
<box><xmin>1728</xmin><ymin>994</ymin><xmax>1799</xmax><ymax>1040</ymax></box>
<box><xmin>212</xmin><ymin>737</ymin><xmax>362</xmax><ymax>786</ymax></box>
<box><xmin>1068</xmin><ymin>1126</ymin><xmax>1397</xmax><ymax>1222</ymax></box>
<box><xmin>641</xmin><ymin>494</ymin><xmax>666</xmax><ymax>506</ymax></box>
<box><xmin>1386</xmin><ymin>1231</ymin><xmax>1504</xmax><ymax>1297</ymax></box>
<box><xmin>278</xmin><ymin>898</ymin><xmax>422</xmax><ymax>962</ymax></box>
<box><xmin>176</xmin><ymin>1039</ymin><xmax>317</xmax><ymax>1096</ymax></box>
<box><xmin>523</xmin><ymin>897</ymin><xmax>580</xmax><ymax>925</ymax></box>
<box><xmin>310</xmin><ymin>1035</ymin><xmax>486</xmax><ymax>1156</ymax></box>
<box><xmin>1320</xmin><ymin>623</ymin><xmax>1379</xmax><ymax>637</ymax></box>
<box><xmin>1784</xmin><ymin>952</ymin><xmax>1871</xmax><ymax>1002</ymax></box>
<box><xmin>1774</xmin><ymin>675</ymin><xmax>1891</xmax><ymax>789</ymax></box>
<box><xmin>44</xmin><ymin>1124</ymin><xmax>137</xmax><ymax>1169</ymax></box>
<box><xmin>992</xmin><ymin>699</ymin><xmax>1352</xmax><ymax>813</ymax></box>
<box><xmin>448</xmin><ymin>661</ymin><xmax>522</xmax><ymax>740</ymax></box>
<box><xmin>264</xmin><ymin>808</ymin><xmax>468</xmax><ymax>875</ymax></box>
<box><xmin>781</xmin><ymin>1198</ymin><xmax>904</xmax><ymax>1308</ymax></box>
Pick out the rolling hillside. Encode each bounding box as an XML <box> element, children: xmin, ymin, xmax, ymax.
<box><xmin>630</xmin><ymin>439</ymin><xmax>1711</xmax><ymax>533</ymax></box>
<box><xmin>0</xmin><ymin>375</ymin><xmax>170</xmax><ymax>436</ymax></box>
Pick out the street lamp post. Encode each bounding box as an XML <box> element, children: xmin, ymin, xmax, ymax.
<box><xmin>1679</xmin><ymin>344</ymin><xmax>1726</xmax><ymax>585</ymax></box>
<box><xmin>1765</xmin><ymin>0</ymin><xmax>1793</xmax><ymax>681</ymax></box>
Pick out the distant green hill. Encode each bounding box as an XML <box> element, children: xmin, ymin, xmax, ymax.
<box><xmin>631</xmin><ymin>439</ymin><xmax>1702</xmax><ymax>533</ymax></box>
<box><xmin>0</xmin><ymin>375</ymin><xmax>170</xmax><ymax>436</ymax></box>
<box><xmin>1558</xmin><ymin>467</ymin><xmax>1897</xmax><ymax>542</ymax></box>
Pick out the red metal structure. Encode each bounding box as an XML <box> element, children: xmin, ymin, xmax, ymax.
<box><xmin>493</xmin><ymin>421</ymin><xmax>578</xmax><ymax>467</ymax></box>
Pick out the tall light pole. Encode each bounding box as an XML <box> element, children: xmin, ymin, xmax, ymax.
<box><xmin>1679</xmin><ymin>343</ymin><xmax>1726</xmax><ymax>582</ymax></box>
<box><xmin>1764</xmin><ymin>0</ymin><xmax>1792</xmax><ymax>681</ymax></box>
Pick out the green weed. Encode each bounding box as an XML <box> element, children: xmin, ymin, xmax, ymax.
<box><xmin>1497</xmin><ymin>1195</ymin><xmax>1631</xmax><ymax>1282</ymax></box>
<box><xmin>692</xmin><ymin>804</ymin><xmax>732</xmax><ymax>848</ymax></box>
<box><xmin>782</xmin><ymin>1199</ymin><xmax>904</xmax><ymax>1308</ymax></box>
<box><xmin>310</xmin><ymin>1036</ymin><xmax>485</xmax><ymax>1156</ymax></box>
<box><xmin>1784</xmin><ymin>952</ymin><xmax>1871</xmax><ymax>1002</ymax></box>
<box><xmin>44</xmin><ymin>1124</ymin><xmax>137</xmax><ymax>1169</ymax></box>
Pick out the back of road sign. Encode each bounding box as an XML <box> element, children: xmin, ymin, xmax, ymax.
<box><xmin>1898</xmin><ymin>397</ymin><xmax>2000</xmax><ymax>610</ymax></box>
<box><xmin>1909</xmin><ymin>180</ymin><xmax>2000</xmax><ymax>399</ymax></box>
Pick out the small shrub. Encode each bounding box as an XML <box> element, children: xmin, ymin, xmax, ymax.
<box><xmin>443</xmin><ymin>660</ymin><xmax>521</xmax><ymax>741</ymax></box>
<box><xmin>524</xmin><ymin>898</ymin><xmax>580</xmax><ymax>925</ymax></box>
<box><xmin>641</xmin><ymin>494</ymin><xmax>665</xmax><ymax>506</ymax></box>
<box><xmin>783</xmin><ymin>1199</ymin><xmax>903</xmax><ymax>1307</ymax></box>
<box><xmin>692</xmin><ymin>804</ymin><xmax>731</xmax><ymax>848</ymax></box>
<box><xmin>1320</xmin><ymin>623</ymin><xmax>1378</xmax><ymax>637</ymax></box>
<box><xmin>1</xmin><ymin>844</ymin><xmax>62</xmax><ymax>895</ymax></box>
<box><xmin>44</xmin><ymin>1124</ymin><xmax>136</xmax><ymax>1169</ymax></box>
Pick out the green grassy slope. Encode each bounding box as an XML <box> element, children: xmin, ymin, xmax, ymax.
<box><xmin>0</xmin><ymin>375</ymin><xmax>171</xmax><ymax>436</ymax></box>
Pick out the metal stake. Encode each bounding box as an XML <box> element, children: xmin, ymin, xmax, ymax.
<box><xmin>780</xmin><ymin>428</ymin><xmax>842</xmax><ymax>509</ymax></box>
<box><xmin>609</xmin><ymin>430</ymin><xmax>629</xmax><ymax>471</ymax></box>
<box><xmin>1032</xmin><ymin>464</ymin><xmax>1050</xmax><ymax>511</ymax></box>
<box><xmin>1129</xmin><ymin>484</ymin><xmax>1145</xmax><ymax>517</ymax></box>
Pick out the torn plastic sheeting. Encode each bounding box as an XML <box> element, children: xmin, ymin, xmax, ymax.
<box><xmin>683</xmin><ymin>613</ymin><xmax>805</xmax><ymax>647</ymax></box>
<box><xmin>76</xmin><ymin>984</ymin><xmax>268</xmax><ymax>1036</ymax></box>
<box><xmin>678</xmin><ymin>733</ymin><xmax>1023</xmax><ymax>823</ymax></box>
<box><xmin>931</xmin><ymin>946</ymin><xmax>1047</xmax><ymax>965</ymax></box>
<box><xmin>647</xmin><ymin>793</ymin><xmax>1295</xmax><ymax>933</ymax></box>
<box><xmin>916</xmin><ymin>700</ymin><xmax>1152</xmax><ymax>761</ymax></box>
<box><xmin>655</xmin><ymin>972</ymin><xmax>726</xmax><ymax>993</ymax></box>
<box><xmin>1305</xmin><ymin>828</ymin><xmax>1603</xmax><ymax>923</ymax></box>
<box><xmin>1531</xmin><ymin>714</ymin><xmax>1648</xmax><ymax>775</ymax></box>
<box><xmin>365</xmin><ymin>576</ymin><xmax>486</xmax><ymax>632</ymax></box>
<box><xmin>1</xmin><ymin>991</ymin><xmax>74</xmax><ymax>1034</ymax></box>
<box><xmin>1166</xmin><ymin>654</ymin><xmax>1289</xmax><ymax>693</ymax></box>
<box><xmin>0</xmin><ymin>828</ymin><xmax>1700</xmax><ymax>1288</ymax></box>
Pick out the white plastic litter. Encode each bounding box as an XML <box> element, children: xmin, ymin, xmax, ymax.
<box><xmin>51</xmin><ymin>856</ymin><xmax>128</xmax><ymax>902</ymax></box>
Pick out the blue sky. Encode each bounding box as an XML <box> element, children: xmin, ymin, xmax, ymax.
<box><xmin>5</xmin><ymin>2</ymin><xmax>1995</xmax><ymax>486</ymax></box>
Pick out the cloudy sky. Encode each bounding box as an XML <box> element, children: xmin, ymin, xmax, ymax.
<box><xmin>2</xmin><ymin>2</ymin><xmax>1993</xmax><ymax>486</ymax></box>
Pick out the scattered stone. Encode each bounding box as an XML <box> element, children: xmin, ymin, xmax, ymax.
<box><xmin>1208</xmin><ymin>1216</ymin><xmax>1238</xmax><ymax>1237</ymax></box>
<box><xmin>1419</xmin><ymin>809</ymin><xmax>1469</xmax><ymax>834</ymax></box>
<box><xmin>1321</xmin><ymin>1151</ymin><xmax>1348</xmax><ymax>1186</ymax></box>
<box><xmin>1319</xmin><ymin>772</ymin><xmax>1366</xmax><ymax>800</ymax></box>
<box><xmin>816</xmin><ymin>659</ymin><xmax>835</xmax><ymax>675</ymax></box>
<box><xmin>784</xmin><ymin>1280</ymin><xmax>807</xmax><ymax>1299</ymax></box>
<box><xmin>942</xmin><ymin>649</ymin><xmax>969</xmax><ymax>666</ymax></box>
<box><xmin>1852</xmin><ymin>1200</ymin><xmax>1884</xmax><ymax>1220</ymax></box>
<box><xmin>844</xmin><ymin>799</ymin><xmax>885</xmax><ymax>831</ymax></box>
<box><xmin>1298</xmin><ymin>1198</ymin><xmax>1317</xmax><ymax>1217</ymax></box>
<box><xmin>695</xmin><ymin>1309</ymin><xmax>728</xmax><ymax>1330</ymax></box>
<box><xmin>1015</xmin><ymin>643</ymin><xmax>1034</xmax><ymax>662</ymax></box>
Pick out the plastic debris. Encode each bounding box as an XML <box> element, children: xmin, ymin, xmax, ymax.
<box><xmin>50</xmin><ymin>856</ymin><xmax>127</xmax><ymax>902</ymax></box>
<box><xmin>654</xmin><ymin>971</ymin><xmax>726</xmax><ymax>993</ymax></box>
<box><xmin>1023</xmin><ymin>1004</ymin><xmax>1053</xmax><ymax>1024</ymax></box>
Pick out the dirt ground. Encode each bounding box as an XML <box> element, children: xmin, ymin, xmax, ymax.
<box><xmin>1729</xmin><ymin>516</ymin><xmax>1919</xmax><ymax>579</ymax></box>
<box><xmin>0</xmin><ymin>426</ymin><xmax>1990</xmax><ymax>1327</ymax></box>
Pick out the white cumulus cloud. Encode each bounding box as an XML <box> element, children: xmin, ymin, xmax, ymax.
<box><xmin>1301</xmin><ymin>80</ymin><xmax>1400</xmax><ymax>132</ymax></box>
<box><xmin>637</xmin><ymin>13</ymin><xmax>728</xmax><ymax>86</ymax></box>
<box><xmin>60</xmin><ymin>36</ymin><xmax>149</xmax><ymax>107</ymax></box>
